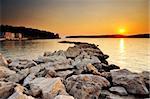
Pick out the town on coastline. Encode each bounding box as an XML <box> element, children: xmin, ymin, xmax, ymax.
<box><xmin>0</xmin><ymin>25</ymin><xmax>60</xmax><ymax>41</ymax></box>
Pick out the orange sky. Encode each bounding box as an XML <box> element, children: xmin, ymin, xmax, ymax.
<box><xmin>1</xmin><ymin>0</ymin><xmax>149</xmax><ymax>37</ymax></box>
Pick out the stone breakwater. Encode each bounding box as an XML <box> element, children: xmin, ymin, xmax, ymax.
<box><xmin>0</xmin><ymin>42</ymin><xmax>149</xmax><ymax>99</ymax></box>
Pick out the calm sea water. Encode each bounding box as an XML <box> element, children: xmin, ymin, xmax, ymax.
<box><xmin>0</xmin><ymin>38</ymin><xmax>149</xmax><ymax>72</ymax></box>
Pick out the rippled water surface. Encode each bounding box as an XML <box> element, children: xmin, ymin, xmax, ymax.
<box><xmin>0</xmin><ymin>38</ymin><xmax>149</xmax><ymax>72</ymax></box>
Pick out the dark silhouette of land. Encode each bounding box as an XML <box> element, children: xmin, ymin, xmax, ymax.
<box><xmin>66</xmin><ymin>34</ymin><xmax>150</xmax><ymax>38</ymax></box>
<box><xmin>0</xmin><ymin>25</ymin><xmax>60</xmax><ymax>39</ymax></box>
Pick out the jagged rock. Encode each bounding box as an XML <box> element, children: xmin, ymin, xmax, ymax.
<box><xmin>110</xmin><ymin>69</ymin><xmax>149</xmax><ymax>96</ymax></box>
<box><xmin>73</xmin><ymin>56</ymin><xmax>101</xmax><ymax>74</ymax></box>
<box><xmin>86</xmin><ymin>63</ymin><xmax>101</xmax><ymax>75</ymax></box>
<box><xmin>54</xmin><ymin>95</ymin><xmax>74</xmax><ymax>99</ymax></box>
<box><xmin>36</xmin><ymin>55</ymin><xmax>67</xmax><ymax>64</ymax></box>
<box><xmin>23</xmin><ymin>74</ymin><xmax>36</xmax><ymax>86</ymax></box>
<box><xmin>56</xmin><ymin>70</ymin><xmax>74</xmax><ymax>79</ymax></box>
<box><xmin>6</xmin><ymin>68</ymin><xmax>29</xmax><ymax>83</ymax></box>
<box><xmin>0</xmin><ymin>53</ymin><xmax>8</xmax><ymax>66</ymax></box>
<box><xmin>109</xmin><ymin>86</ymin><xmax>128</xmax><ymax>96</ymax></box>
<box><xmin>65</xmin><ymin>74</ymin><xmax>110</xmax><ymax>99</ymax></box>
<box><xmin>102</xmin><ymin>64</ymin><xmax>120</xmax><ymax>72</ymax></box>
<box><xmin>0</xmin><ymin>81</ymin><xmax>15</xmax><ymax>99</ymax></box>
<box><xmin>44</xmin><ymin>61</ymin><xmax>73</xmax><ymax>71</ymax></box>
<box><xmin>141</xmin><ymin>71</ymin><xmax>150</xmax><ymax>91</ymax></box>
<box><xmin>45</xmin><ymin>68</ymin><xmax>57</xmax><ymax>78</ymax></box>
<box><xmin>8</xmin><ymin>59</ymin><xmax>37</xmax><ymax>70</ymax></box>
<box><xmin>0</xmin><ymin>66</ymin><xmax>16</xmax><ymax>78</ymax></box>
<box><xmin>29</xmin><ymin>65</ymin><xmax>44</xmax><ymax>74</ymax></box>
<box><xmin>8</xmin><ymin>84</ymin><xmax>34</xmax><ymax>99</ymax></box>
<box><xmin>29</xmin><ymin>77</ymin><xmax>68</xmax><ymax>98</ymax></box>
<box><xmin>65</xmin><ymin>47</ymin><xmax>81</xmax><ymax>58</ymax></box>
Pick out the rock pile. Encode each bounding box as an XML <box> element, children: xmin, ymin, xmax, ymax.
<box><xmin>0</xmin><ymin>42</ymin><xmax>149</xmax><ymax>99</ymax></box>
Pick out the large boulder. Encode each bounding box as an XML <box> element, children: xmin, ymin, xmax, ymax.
<box><xmin>0</xmin><ymin>81</ymin><xmax>15</xmax><ymax>99</ymax></box>
<box><xmin>109</xmin><ymin>86</ymin><xmax>128</xmax><ymax>96</ymax></box>
<box><xmin>54</xmin><ymin>95</ymin><xmax>74</xmax><ymax>99</ymax></box>
<box><xmin>8</xmin><ymin>59</ymin><xmax>37</xmax><ymax>71</ymax></box>
<box><xmin>65</xmin><ymin>74</ymin><xmax>110</xmax><ymax>99</ymax></box>
<box><xmin>29</xmin><ymin>77</ymin><xmax>68</xmax><ymax>98</ymax></box>
<box><xmin>8</xmin><ymin>84</ymin><xmax>34</xmax><ymax>99</ymax></box>
<box><xmin>65</xmin><ymin>47</ymin><xmax>81</xmax><ymax>58</ymax></box>
<box><xmin>0</xmin><ymin>66</ymin><xmax>16</xmax><ymax>78</ymax></box>
<box><xmin>110</xmin><ymin>69</ymin><xmax>149</xmax><ymax>96</ymax></box>
<box><xmin>36</xmin><ymin>50</ymin><xmax>67</xmax><ymax>64</ymax></box>
<box><xmin>0</xmin><ymin>53</ymin><xmax>8</xmax><ymax>66</ymax></box>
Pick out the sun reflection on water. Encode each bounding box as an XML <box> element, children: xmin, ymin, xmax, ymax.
<box><xmin>119</xmin><ymin>38</ymin><xmax>125</xmax><ymax>53</ymax></box>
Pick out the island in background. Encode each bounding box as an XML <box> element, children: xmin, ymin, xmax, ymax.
<box><xmin>0</xmin><ymin>25</ymin><xmax>60</xmax><ymax>41</ymax></box>
<box><xmin>66</xmin><ymin>34</ymin><xmax>150</xmax><ymax>38</ymax></box>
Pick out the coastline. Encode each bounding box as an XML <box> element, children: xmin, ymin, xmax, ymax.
<box><xmin>0</xmin><ymin>41</ymin><xmax>149</xmax><ymax>99</ymax></box>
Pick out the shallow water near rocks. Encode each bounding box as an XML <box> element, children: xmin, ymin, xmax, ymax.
<box><xmin>0</xmin><ymin>38</ymin><xmax>149</xmax><ymax>72</ymax></box>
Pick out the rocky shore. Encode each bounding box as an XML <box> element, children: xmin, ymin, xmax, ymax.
<box><xmin>0</xmin><ymin>42</ymin><xmax>149</xmax><ymax>99</ymax></box>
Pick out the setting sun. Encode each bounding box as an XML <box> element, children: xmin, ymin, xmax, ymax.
<box><xmin>118</xmin><ymin>28</ymin><xmax>126</xmax><ymax>34</ymax></box>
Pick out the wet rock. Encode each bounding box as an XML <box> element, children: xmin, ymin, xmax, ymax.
<box><xmin>0</xmin><ymin>53</ymin><xmax>8</xmax><ymax>66</ymax></box>
<box><xmin>8</xmin><ymin>84</ymin><xmax>34</xmax><ymax>99</ymax></box>
<box><xmin>65</xmin><ymin>74</ymin><xmax>110</xmax><ymax>99</ymax></box>
<box><xmin>110</xmin><ymin>69</ymin><xmax>149</xmax><ymax>96</ymax></box>
<box><xmin>29</xmin><ymin>77</ymin><xmax>68</xmax><ymax>98</ymax></box>
<box><xmin>8</xmin><ymin>59</ymin><xmax>37</xmax><ymax>70</ymax></box>
<box><xmin>54</xmin><ymin>95</ymin><xmax>74</xmax><ymax>99</ymax></box>
<box><xmin>65</xmin><ymin>47</ymin><xmax>81</xmax><ymax>58</ymax></box>
<box><xmin>0</xmin><ymin>66</ymin><xmax>16</xmax><ymax>78</ymax></box>
<box><xmin>0</xmin><ymin>81</ymin><xmax>15</xmax><ymax>99</ymax></box>
<box><xmin>109</xmin><ymin>86</ymin><xmax>128</xmax><ymax>96</ymax></box>
<box><xmin>6</xmin><ymin>68</ymin><xmax>29</xmax><ymax>83</ymax></box>
<box><xmin>103</xmin><ymin>54</ymin><xmax>109</xmax><ymax>59</ymax></box>
<box><xmin>102</xmin><ymin>64</ymin><xmax>120</xmax><ymax>72</ymax></box>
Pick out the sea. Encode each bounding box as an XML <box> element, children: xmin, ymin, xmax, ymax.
<box><xmin>0</xmin><ymin>38</ymin><xmax>149</xmax><ymax>72</ymax></box>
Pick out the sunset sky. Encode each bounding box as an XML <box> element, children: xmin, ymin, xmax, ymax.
<box><xmin>1</xmin><ymin>0</ymin><xmax>149</xmax><ymax>36</ymax></box>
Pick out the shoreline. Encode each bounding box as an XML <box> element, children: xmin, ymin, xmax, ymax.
<box><xmin>0</xmin><ymin>41</ymin><xmax>149</xmax><ymax>99</ymax></box>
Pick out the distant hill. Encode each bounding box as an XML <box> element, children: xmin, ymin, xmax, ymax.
<box><xmin>0</xmin><ymin>25</ymin><xmax>60</xmax><ymax>39</ymax></box>
<box><xmin>66</xmin><ymin>34</ymin><xmax>150</xmax><ymax>38</ymax></box>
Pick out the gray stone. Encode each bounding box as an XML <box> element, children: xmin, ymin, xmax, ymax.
<box><xmin>65</xmin><ymin>47</ymin><xmax>81</xmax><ymax>58</ymax></box>
<box><xmin>29</xmin><ymin>77</ymin><xmax>68</xmax><ymax>98</ymax></box>
<box><xmin>6</xmin><ymin>68</ymin><xmax>29</xmax><ymax>83</ymax></box>
<box><xmin>109</xmin><ymin>86</ymin><xmax>128</xmax><ymax>96</ymax></box>
<box><xmin>0</xmin><ymin>81</ymin><xmax>15</xmax><ymax>99</ymax></box>
<box><xmin>110</xmin><ymin>69</ymin><xmax>149</xmax><ymax>96</ymax></box>
<box><xmin>141</xmin><ymin>71</ymin><xmax>150</xmax><ymax>90</ymax></box>
<box><xmin>100</xmin><ymin>90</ymin><xmax>138</xmax><ymax>99</ymax></box>
<box><xmin>8</xmin><ymin>84</ymin><xmax>34</xmax><ymax>99</ymax></box>
<box><xmin>0</xmin><ymin>66</ymin><xmax>16</xmax><ymax>78</ymax></box>
<box><xmin>8</xmin><ymin>59</ymin><xmax>37</xmax><ymax>70</ymax></box>
<box><xmin>65</xmin><ymin>74</ymin><xmax>110</xmax><ymax>99</ymax></box>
